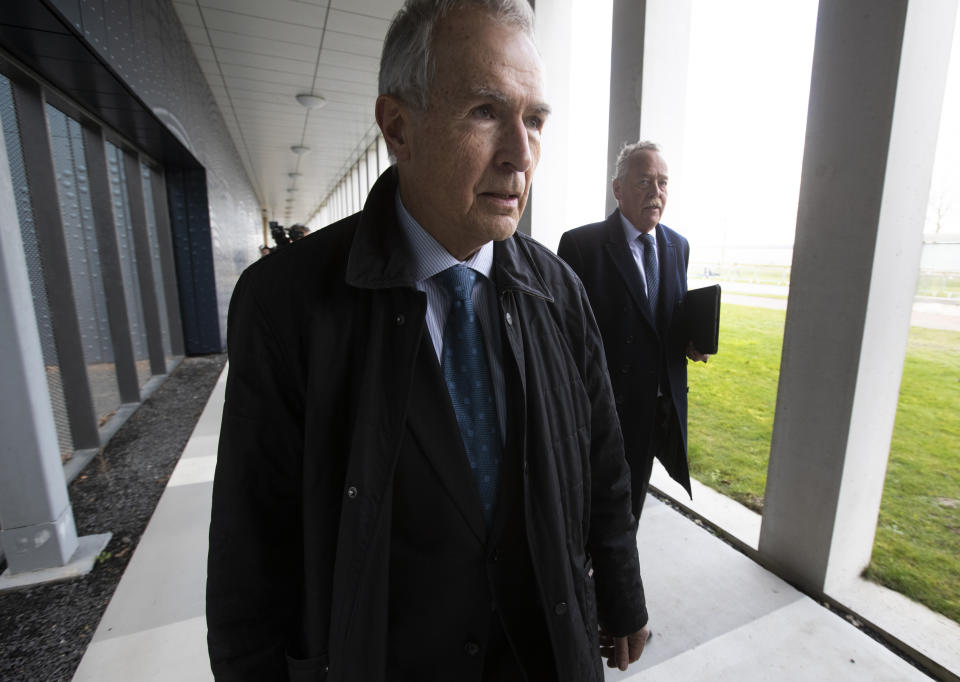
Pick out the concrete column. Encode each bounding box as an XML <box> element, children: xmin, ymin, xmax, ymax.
<box><xmin>149</xmin><ymin>168</ymin><xmax>186</xmax><ymax>358</ymax></box>
<box><xmin>531</xmin><ymin>0</ymin><xmax>574</xmax><ymax>246</ymax></box>
<box><xmin>10</xmin><ymin>77</ymin><xmax>100</xmax><ymax>451</ymax></box>
<box><xmin>0</xmin><ymin>106</ymin><xmax>110</xmax><ymax>584</ymax></box>
<box><xmin>532</xmin><ymin>0</ymin><xmax>613</xmax><ymax>248</ymax></box>
<box><xmin>82</xmin><ymin>123</ymin><xmax>140</xmax><ymax>404</ymax></box>
<box><xmin>759</xmin><ymin>0</ymin><xmax>958</xmax><ymax>594</ymax></box>
<box><xmin>122</xmin><ymin>149</ymin><xmax>166</xmax><ymax>377</ymax></box>
<box><xmin>606</xmin><ymin>0</ymin><xmax>646</xmax><ymax>215</ymax></box>
<box><xmin>605</xmin><ymin>0</ymin><xmax>692</xmax><ymax>213</ymax></box>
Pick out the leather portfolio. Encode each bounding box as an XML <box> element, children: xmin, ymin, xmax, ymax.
<box><xmin>684</xmin><ymin>284</ymin><xmax>721</xmax><ymax>355</ymax></box>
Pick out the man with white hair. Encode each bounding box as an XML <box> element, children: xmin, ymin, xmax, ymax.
<box><xmin>207</xmin><ymin>2</ymin><xmax>649</xmax><ymax>680</ymax></box>
<box><xmin>559</xmin><ymin>141</ymin><xmax>708</xmax><ymax>524</ymax></box>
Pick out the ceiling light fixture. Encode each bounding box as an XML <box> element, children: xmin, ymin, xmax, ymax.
<box><xmin>288</xmin><ymin>172</ymin><xmax>302</xmax><ymax>178</ymax></box>
<box><xmin>291</xmin><ymin>145</ymin><xmax>310</xmax><ymax>154</ymax></box>
<box><xmin>287</xmin><ymin>187</ymin><xmax>298</xmax><ymax>193</ymax></box>
<box><xmin>296</xmin><ymin>93</ymin><xmax>327</xmax><ymax>109</ymax></box>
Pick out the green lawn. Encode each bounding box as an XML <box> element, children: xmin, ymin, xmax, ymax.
<box><xmin>687</xmin><ymin>303</ymin><xmax>960</xmax><ymax>623</ymax></box>
<box><xmin>691</xmin><ymin>264</ymin><xmax>960</xmax><ymax>299</ymax></box>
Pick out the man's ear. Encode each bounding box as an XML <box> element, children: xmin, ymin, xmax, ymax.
<box><xmin>376</xmin><ymin>95</ymin><xmax>411</xmax><ymax>162</ymax></box>
<box><xmin>611</xmin><ymin>178</ymin><xmax>622</xmax><ymax>203</ymax></box>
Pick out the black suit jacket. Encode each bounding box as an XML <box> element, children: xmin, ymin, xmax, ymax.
<box><xmin>558</xmin><ymin>210</ymin><xmax>692</xmax><ymax>502</ymax></box>
<box><xmin>386</xmin><ymin>329</ymin><xmax>550</xmax><ymax>681</ymax></box>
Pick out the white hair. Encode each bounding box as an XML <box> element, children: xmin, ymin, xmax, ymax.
<box><xmin>378</xmin><ymin>0</ymin><xmax>536</xmax><ymax>111</ymax></box>
<box><xmin>614</xmin><ymin>140</ymin><xmax>662</xmax><ymax>181</ymax></box>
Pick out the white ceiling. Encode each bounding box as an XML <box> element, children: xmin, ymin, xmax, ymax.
<box><xmin>172</xmin><ymin>0</ymin><xmax>404</xmax><ymax>227</ymax></box>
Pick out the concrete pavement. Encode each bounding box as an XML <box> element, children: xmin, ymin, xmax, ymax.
<box><xmin>71</xmin><ymin>364</ymin><xmax>952</xmax><ymax>681</ymax></box>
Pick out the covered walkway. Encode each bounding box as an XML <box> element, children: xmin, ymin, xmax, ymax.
<box><xmin>0</xmin><ymin>1</ymin><xmax>957</xmax><ymax>680</ymax></box>
<box><xmin>70</xmin><ymin>364</ymin><xmax>949</xmax><ymax>681</ymax></box>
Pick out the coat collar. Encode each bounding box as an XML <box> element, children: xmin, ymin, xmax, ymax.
<box><xmin>345</xmin><ymin>167</ymin><xmax>553</xmax><ymax>303</ymax></box>
<box><xmin>603</xmin><ymin>208</ymin><xmax>677</xmax><ymax>251</ymax></box>
<box><xmin>345</xmin><ymin>166</ymin><xmax>418</xmax><ymax>290</ymax></box>
<box><xmin>492</xmin><ymin>235</ymin><xmax>553</xmax><ymax>302</ymax></box>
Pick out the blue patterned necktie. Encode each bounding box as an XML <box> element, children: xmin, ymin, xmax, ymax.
<box><xmin>640</xmin><ymin>232</ymin><xmax>659</xmax><ymax>317</ymax></box>
<box><xmin>435</xmin><ymin>264</ymin><xmax>501</xmax><ymax>525</ymax></box>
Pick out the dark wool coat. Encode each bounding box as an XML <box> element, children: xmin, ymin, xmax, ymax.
<box><xmin>558</xmin><ymin>211</ymin><xmax>692</xmax><ymax>507</ymax></box>
<box><xmin>206</xmin><ymin>169</ymin><xmax>647</xmax><ymax>682</ymax></box>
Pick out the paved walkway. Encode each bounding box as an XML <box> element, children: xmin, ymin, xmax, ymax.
<box><xmin>71</xmin><ymin>366</ymin><xmax>950</xmax><ymax>681</ymax></box>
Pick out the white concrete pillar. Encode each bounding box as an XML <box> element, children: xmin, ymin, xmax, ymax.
<box><xmin>636</xmin><ymin>0</ymin><xmax>692</xmax><ymax>196</ymax></box>
<box><xmin>531</xmin><ymin>0</ymin><xmax>615</xmax><ymax>249</ymax></box>
<box><xmin>759</xmin><ymin>0</ymin><xmax>958</xmax><ymax>594</ymax></box>
<box><xmin>0</xmin><ymin>113</ymin><xmax>78</xmax><ymax>572</ymax></box>
<box><xmin>532</xmin><ymin>0</ymin><xmax>574</xmax><ymax>248</ymax></box>
<box><xmin>605</xmin><ymin>0</ymin><xmax>647</xmax><ymax>213</ymax></box>
<box><xmin>0</xmin><ymin>100</ymin><xmax>110</xmax><ymax>586</ymax></box>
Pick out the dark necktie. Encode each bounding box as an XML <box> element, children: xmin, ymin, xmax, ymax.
<box><xmin>435</xmin><ymin>264</ymin><xmax>501</xmax><ymax>525</ymax></box>
<box><xmin>640</xmin><ymin>232</ymin><xmax>659</xmax><ymax>317</ymax></box>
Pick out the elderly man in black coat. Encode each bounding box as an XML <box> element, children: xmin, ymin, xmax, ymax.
<box><xmin>206</xmin><ymin>1</ymin><xmax>649</xmax><ymax>680</ymax></box>
<box><xmin>558</xmin><ymin>141</ymin><xmax>709</xmax><ymax>521</ymax></box>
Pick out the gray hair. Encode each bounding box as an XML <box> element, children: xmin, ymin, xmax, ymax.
<box><xmin>378</xmin><ymin>0</ymin><xmax>536</xmax><ymax>111</ymax></box>
<box><xmin>614</xmin><ymin>140</ymin><xmax>662</xmax><ymax>181</ymax></box>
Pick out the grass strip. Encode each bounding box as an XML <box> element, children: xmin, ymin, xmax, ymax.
<box><xmin>687</xmin><ymin>304</ymin><xmax>960</xmax><ymax>622</ymax></box>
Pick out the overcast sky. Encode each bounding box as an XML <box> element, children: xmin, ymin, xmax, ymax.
<box><xmin>561</xmin><ymin>0</ymin><xmax>958</xmax><ymax>259</ymax></box>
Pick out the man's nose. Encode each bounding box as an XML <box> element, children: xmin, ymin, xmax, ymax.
<box><xmin>497</xmin><ymin>117</ymin><xmax>534</xmax><ymax>172</ymax></box>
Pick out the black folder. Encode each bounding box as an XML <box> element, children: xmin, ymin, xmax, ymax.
<box><xmin>683</xmin><ymin>284</ymin><xmax>721</xmax><ymax>355</ymax></box>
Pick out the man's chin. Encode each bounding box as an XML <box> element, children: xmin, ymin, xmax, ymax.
<box><xmin>478</xmin><ymin>216</ymin><xmax>519</xmax><ymax>242</ymax></box>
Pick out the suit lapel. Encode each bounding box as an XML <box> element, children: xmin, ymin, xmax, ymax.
<box><xmin>405</xmin><ymin>332</ymin><xmax>488</xmax><ymax>543</ymax></box>
<box><xmin>603</xmin><ymin>212</ymin><xmax>658</xmax><ymax>333</ymax></box>
<box><xmin>657</xmin><ymin>224</ymin><xmax>680</xmax><ymax>330</ymax></box>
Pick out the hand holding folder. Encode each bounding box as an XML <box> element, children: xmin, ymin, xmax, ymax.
<box><xmin>683</xmin><ymin>284</ymin><xmax>721</xmax><ymax>355</ymax></box>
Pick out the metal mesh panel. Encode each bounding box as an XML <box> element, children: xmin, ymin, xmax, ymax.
<box><xmin>105</xmin><ymin>141</ymin><xmax>151</xmax><ymax>388</ymax></box>
<box><xmin>46</xmin><ymin>105</ymin><xmax>122</xmax><ymax>424</ymax></box>
<box><xmin>141</xmin><ymin>163</ymin><xmax>172</xmax><ymax>364</ymax></box>
<box><xmin>0</xmin><ymin>76</ymin><xmax>74</xmax><ymax>462</ymax></box>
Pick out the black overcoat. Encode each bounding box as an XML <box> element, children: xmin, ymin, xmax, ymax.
<box><xmin>207</xmin><ymin>169</ymin><xmax>647</xmax><ymax>681</ymax></box>
<box><xmin>558</xmin><ymin>211</ymin><xmax>692</xmax><ymax>500</ymax></box>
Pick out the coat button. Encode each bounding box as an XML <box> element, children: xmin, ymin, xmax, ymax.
<box><xmin>625</xmin><ymin>335</ymin><xmax>634</xmax><ymax>344</ymax></box>
<box><xmin>464</xmin><ymin>641</ymin><xmax>480</xmax><ymax>656</ymax></box>
<box><xmin>554</xmin><ymin>602</ymin><xmax>568</xmax><ymax>616</ymax></box>
<box><xmin>620</xmin><ymin>365</ymin><xmax>630</xmax><ymax>374</ymax></box>
<box><xmin>346</xmin><ymin>486</ymin><xmax>358</xmax><ymax>499</ymax></box>
<box><xmin>395</xmin><ymin>314</ymin><xmax>405</xmax><ymax>326</ymax></box>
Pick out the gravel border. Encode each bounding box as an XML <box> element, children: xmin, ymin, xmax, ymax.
<box><xmin>0</xmin><ymin>354</ymin><xmax>227</xmax><ymax>681</ymax></box>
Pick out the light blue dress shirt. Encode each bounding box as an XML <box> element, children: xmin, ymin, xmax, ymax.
<box><xmin>621</xmin><ymin>212</ymin><xmax>658</xmax><ymax>298</ymax></box>
<box><xmin>395</xmin><ymin>192</ymin><xmax>506</xmax><ymax>440</ymax></box>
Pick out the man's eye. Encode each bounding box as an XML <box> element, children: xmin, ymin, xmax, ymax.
<box><xmin>636</xmin><ymin>179</ymin><xmax>651</xmax><ymax>189</ymax></box>
<box><xmin>526</xmin><ymin>115</ymin><xmax>544</xmax><ymax>130</ymax></box>
<box><xmin>473</xmin><ymin>105</ymin><xmax>494</xmax><ymax>119</ymax></box>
